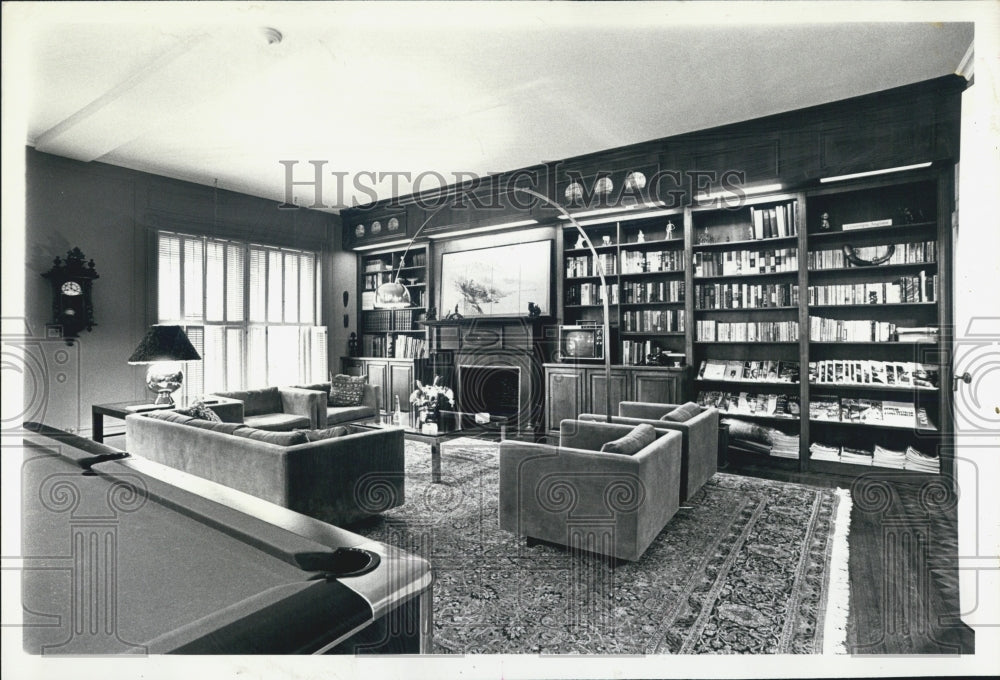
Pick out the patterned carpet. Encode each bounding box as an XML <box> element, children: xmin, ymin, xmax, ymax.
<box><xmin>353</xmin><ymin>437</ymin><xmax>850</xmax><ymax>654</ymax></box>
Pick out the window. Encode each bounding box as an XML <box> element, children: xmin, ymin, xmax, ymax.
<box><xmin>157</xmin><ymin>231</ymin><xmax>327</xmax><ymax>398</ymax></box>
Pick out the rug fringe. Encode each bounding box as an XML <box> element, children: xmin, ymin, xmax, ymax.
<box><xmin>823</xmin><ymin>487</ymin><xmax>853</xmax><ymax>654</ymax></box>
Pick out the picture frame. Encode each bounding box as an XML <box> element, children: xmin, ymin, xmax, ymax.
<box><xmin>440</xmin><ymin>240</ymin><xmax>552</xmax><ymax>317</ymax></box>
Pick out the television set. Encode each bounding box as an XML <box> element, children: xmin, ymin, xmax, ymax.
<box><xmin>558</xmin><ymin>325</ymin><xmax>605</xmax><ymax>361</ymax></box>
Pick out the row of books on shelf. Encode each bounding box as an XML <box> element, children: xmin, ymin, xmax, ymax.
<box><xmin>361</xmin><ymin>309</ymin><xmax>417</xmax><ymax>333</ymax></box>
<box><xmin>809</xmin><ymin>395</ymin><xmax>935</xmax><ymax>429</ymax></box>
<box><xmin>363</xmin><ymin>272</ymin><xmax>392</xmax><ymax>290</ymax></box>
<box><xmin>566</xmin><ymin>253</ymin><xmax>619</xmax><ymax>278</ymax></box>
<box><xmin>807</xmin><ymin>273</ymin><xmax>937</xmax><ymax>305</ymax></box>
<box><xmin>700</xmin><ymin>391</ymin><xmax>800</xmax><ymax>419</ymax></box>
<box><xmin>808</xmin><ymin>241</ymin><xmax>936</xmax><ymax>270</ymax></box>
<box><xmin>698</xmin><ymin>359</ymin><xmax>799</xmax><ymax>383</ymax></box>
<box><xmin>619</xmin><ymin>249</ymin><xmax>685</xmax><ymax>274</ymax></box>
<box><xmin>693</xmin><ymin>247</ymin><xmax>798</xmax><ymax>277</ymax></box>
<box><xmin>696</xmin><ymin>320</ymin><xmax>799</xmax><ymax>342</ymax></box>
<box><xmin>809</xmin><ymin>442</ymin><xmax>939</xmax><ymax>472</ymax></box>
<box><xmin>748</xmin><ymin>201</ymin><xmax>798</xmax><ymax>240</ymax></box>
<box><xmin>622</xmin><ymin>339</ymin><xmax>666</xmax><ymax>366</ymax></box>
<box><xmin>566</xmin><ymin>282</ymin><xmax>618</xmax><ymax>306</ymax></box>
<box><xmin>695</xmin><ymin>282</ymin><xmax>798</xmax><ymax>310</ymax></box>
<box><xmin>809</xmin><ymin>317</ymin><xmax>940</xmax><ymax>343</ymax></box>
<box><xmin>622</xmin><ymin>309</ymin><xmax>685</xmax><ymax>333</ymax></box>
<box><xmin>360</xmin><ymin>333</ymin><xmax>428</xmax><ymax>359</ymax></box>
<box><xmin>621</xmin><ymin>280</ymin><xmax>684</xmax><ymax>304</ymax></box>
<box><xmin>809</xmin><ymin>360</ymin><xmax>939</xmax><ymax>388</ymax></box>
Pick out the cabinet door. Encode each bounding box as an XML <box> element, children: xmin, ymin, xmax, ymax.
<box><xmin>630</xmin><ymin>369</ymin><xmax>685</xmax><ymax>405</ymax></box>
<box><xmin>587</xmin><ymin>369</ymin><xmax>629</xmax><ymax>417</ymax></box>
<box><xmin>545</xmin><ymin>369</ymin><xmax>585</xmax><ymax>435</ymax></box>
<box><xmin>388</xmin><ymin>362</ymin><xmax>414</xmax><ymax>413</ymax></box>
<box><xmin>364</xmin><ymin>360</ymin><xmax>390</xmax><ymax>412</ymax></box>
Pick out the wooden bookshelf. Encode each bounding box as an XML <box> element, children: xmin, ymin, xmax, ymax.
<box><xmin>356</xmin><ymin>244</ymin><xmax>431</xmax><ymax>360</ymax></box>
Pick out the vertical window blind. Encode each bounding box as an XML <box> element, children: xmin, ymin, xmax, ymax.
<box><xmin>157</xmin><ymin>231</ymin><xmax>327</xmax><ymax>398</ymax></box>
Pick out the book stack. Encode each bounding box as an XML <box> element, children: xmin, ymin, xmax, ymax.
<box><xmin>362</xmin><ymin>310</ymin><xmax>394</xmax><ymax>333</ymax></box>
<box><xmin>697</xmin><ymin>320</ymin><xmax>798</xmax><ymax>342</ymax></box>
<box><xmin>873</xmin><ymin>445</ymin><xmax>907</xmax><ymax>469</ymax></box>
<box><xmin>566</xmin><ymin>253</ymin><xmax>618</xmax><ymax>278</ymax></box>
<box><xmin>840</xmin><ymin>447</ymin><xmax>874</xmax><ymax>466</ymax></box>
<box><xmin>697</xmin><ymin>359</ymin><xmax>799</xmax><ymax>383</ymax></box>
<box><xmin>807</xmin><ymin>272</ymin><xmax>937</xmax><ymax>305</ymax></box>
<box><xmin>770</xmin><ymin>431</ymin><xmax>801</xmax><ymax>459</ymax></box>
<box><xmin>693</xmin><ymin>247</ymin><xmax>798</xmax><ymax>277</ymax></box>
<box><xmin>809</xmin><ymin>316</ymin><xmax>897</xmax><ymax>342</ymax></box>
<box><xmin>905</xmin><ymin>446</ymin><xmax>940</xmax><ymax>473</ymax></box>
<box><xmin>808</xmin><ymin>240</ymin><xmax>936</xmax><ymax>269</ymax></box>
<box><xmin>621</xmin><ymin>280</ymin><xmax>684</xmax><ymax>304</ymax></box>
<box><xmin>620</xmin><ymin>249</ymin><xmax>684</xmax><ymax>274</ymax></box>
<box><xmin>809</xmin><ymin>442</ymin><xmax>841</xmax><ymax>462</ymax></box>
<box><xmin>696</xmin><ymin>282</ymin><xmax>798</xmax><ymax>309</ymax></box>
<box><xmin>750</xmin><ymin>201</ymin><xmax>798</xmax><ymax>239</ymax></box>
<box><xmin>622</xmin><ymin>309</ymin><xmax>685</xmax><ymax>333</ymax></box>
<box><xmin>393</xmin><ymin>334</ymin><xmax>427</xmax><ymax>359</ymax></box>
<box><xmin>894</xmin><ymin>326</ymin><xmax>941</xmax><ymax>343</ymax></box>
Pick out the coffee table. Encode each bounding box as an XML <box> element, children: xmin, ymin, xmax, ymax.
<box><xmin>91</xmin><ymin>397</ymin><xmax>242</xmax><ymax>443</ymax></box>
<box><xmin>354</xmin><ymin>410</ymin><xmax>508</xmax><ymax>483</ymax></box>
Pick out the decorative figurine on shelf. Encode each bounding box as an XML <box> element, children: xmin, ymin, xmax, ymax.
<box><xmin>697</xmin><ymin>226</ymin><xmax>712</xmax><ymax>244</ymax></box>
<box><xmin>575</xmin><ymin>234</ymin><xmax>586</xmax><ymax>249</ymax></box>
<box><xmin>602</xmin><ymin>235</ymin><xmax>613</xmax><ymax>246</ymax></box>
<box><xmin>425</xmin><ymin>306</ymin><xmax>437</xmax><ymax>321</ymax></box>
<box><xmin>637</xmin><ymin>230</ymin><xmax>645</xmax><ymax>243</ymax></box>
<box><xmin>820</xmin><ymin>212</ymin><xmax>831</xmax><ymax>230</ymax></box>
<box><xmin>445</xmin><ymin>304</ymin><xmax>464</xmax><ymax>320</ymax></box>
<box><xmin>747</xmin><ymin>223</ymin><xmax>755</xmax><ymax>240</ymax></box>
<box><xmin>528</xmin><ymin>302</ymin><xmax>541</xmax><ymax>318</ymax></box>
<box><xmin>348</xmin><ymin>332</ymin><xmax>358</xmax><ymax>357</ymax></box>
<box><xmin>899</xmin><ymin>207</ymin><xmax>925</xmax><ymax>224</ymax></box>
<box><xmin>665</xmin><ymin>220</ymin><xmax>676</xmax><ymax>239</ymax></box>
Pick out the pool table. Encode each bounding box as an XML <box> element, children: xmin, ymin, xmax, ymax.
<box><xmin>19</xmin><ymin>423</ymin><xmax>432</xmax><ymax>655</ymax></box>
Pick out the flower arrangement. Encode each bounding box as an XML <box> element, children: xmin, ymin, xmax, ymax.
<box><xmin>409</xmin><ymin>376</ymin><xmax>455</xmax><ymax>424</ymax></box>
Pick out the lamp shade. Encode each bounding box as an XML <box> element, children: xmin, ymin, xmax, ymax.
<box><xmin>374</xmin><ymin>279</ymin><xmax>412</xmax><ymax>309</ymax></box>
<box><xmin>128</xmin><ymin>325</ymin><xmax>201</xmax><ymax>364</ymax></box>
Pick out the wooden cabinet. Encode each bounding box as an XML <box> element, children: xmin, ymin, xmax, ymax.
<box><xmin>544</xmin><ymin>364</ymin><xmax>688</xmax><ymax>436</ymax></box>
<box><xmin>341</xmin><ymin>357</ymin><xmax>415</xmax><ymax>413</ymax></box>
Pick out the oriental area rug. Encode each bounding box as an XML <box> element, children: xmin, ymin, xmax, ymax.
<box><xmin>353</xmin><ymin>438</ymin><xmax>852</xmax><ymax>655</ymax></box>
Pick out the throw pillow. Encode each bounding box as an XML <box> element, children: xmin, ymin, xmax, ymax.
<box><xmin>299</xmin><ymin>425</ymin><xmax>349</xmax><ymax>442</ymax></box>
<box><xmin>176</xmin><ymin>401</ymin><xmax>223</xmax><ymax>422</ymax></box>
<box><xmin>600</xmin><ymin>423</ymin><xmax>657</xmax><ymax>455</ymax></box>
<box><xmin>660</xmin><ymin>402</ymin><xmax>703</xmax><ymax>423</ymax></box>
<box><xmin>232</xmin><ymin>427</ymin><xmax>308</xmax><ymax>446</ymax></box>
<box><xmin>329</xmin><ymin>374</ymin><xmax>366</xmax><ymax>407</ymax></box>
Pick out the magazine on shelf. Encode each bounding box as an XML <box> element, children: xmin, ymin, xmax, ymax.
<box><xmin>702</xmin><ymin>360</ymin><xmax>727</xmax><ymax>380</ymax></box>
<box><xmin>810</xmin><ymin>394</ymin><xmax>841</xmax><ymax>421</ymax></box>
<box><xmin>777</xmin><ymin>361</ymin><xmax>799</xmax><ymax>383</ymax></box>
<box><xmin>882</xmin><ymin>400</ymin><xmax>917</xmax><ymax>427</ymax></box>
<box><xmin>913</xmin><ymin>363</ymin><xmax>940</xmax><ymax>388</ymax></box>
<box><xmin>724</xmin><ymin>360</ymin><xmax>744</xmax><ymax>381</ymax></box>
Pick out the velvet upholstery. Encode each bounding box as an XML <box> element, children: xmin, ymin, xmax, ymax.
<box><xmin>291</xmin><ymin>381</ymin><xmax>381</xmax><ymax>428</ymax></box>
<box><xmin>580</xmin><ymin>402</ymin><xmax>719</xmax><ymax>502</ymax></box>
<box><xmin>125</xmin><ymin>414</ymin><xmax>405</xmax><ymax>526</ymax></box>
<box><xmin>212</xmin><ymin>386</ymin><xmax>326</xmax><ymax>430</ymax></box>
<box><xmin>498</xmin><ymin>419</ymin><xmax>682</xmax><ymax>562</ymax></box>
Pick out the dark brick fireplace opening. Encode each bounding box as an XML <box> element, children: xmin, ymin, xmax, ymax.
<box><xmin>459</xmin><ymin>365</ymin><xmax>520</xmax><ymax>429</ymax></box>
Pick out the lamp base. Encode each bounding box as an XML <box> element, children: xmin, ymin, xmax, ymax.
<box><xmin>146</xmin><ymin>363</ymin><xmax>183</xmax><ymax>407</ymax></box>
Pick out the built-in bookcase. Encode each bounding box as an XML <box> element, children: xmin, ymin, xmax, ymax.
<box><xmin>562</xmin><ymin>212</ymin><xmax>687</xmax><ymax>365</ymax></box>
<box><xmin>557</xmin><ymin>168</ymin><xmax>954</xmax><ymax>479</ymax></box>
<box><xmin>357</xmin><ymin>245</ymin><xmax>430</xmax><ymax>359</ymax></box>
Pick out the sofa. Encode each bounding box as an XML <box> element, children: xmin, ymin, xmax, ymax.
<box><xmin>125</xmin><ymin>410</ymin><xmax>405</xmax><ymax>526</ymax></box>
<box><xmin>499</xmin><ymin>419</ymin><xmax>682</xmax><ymax>562</ymax></box>
<box><xmin>210</xmin><ymin>386</ymin><xmax>324</xmax><ymax>431</ymax></box>
<box><xmin>580</xmin><ymin>401</ymin><xmax>719</xmax><ymax>502</ymax></box>
<box><xmin>293</xmin><ymin>378</ymin><xmax>381</xmax><ymax>428</ymax></box>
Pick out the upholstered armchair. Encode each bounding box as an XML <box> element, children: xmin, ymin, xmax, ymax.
<box><xmin>293</xmin><ymin>379</ymin><xmax>381</xmax><ymax>428</ymax></box>
<box><xmin>211</xmin><ymin>386</ymin><xmax>325</xmax><ymax>431</ymax></box>
<box><xmin>579</xmin><ymin>402</ymin><xmax>719</xmax><ymax>502</ymax></box>
<box><xmin>499</xmin><ymin>419</ymin><xmax>682</xmax><ymax>562</ymax></box>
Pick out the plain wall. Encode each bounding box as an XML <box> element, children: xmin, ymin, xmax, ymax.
<box><xmin>23</xmin><ymin>148</ymin><xmax>339</xmax><ymax>435</ymax></box>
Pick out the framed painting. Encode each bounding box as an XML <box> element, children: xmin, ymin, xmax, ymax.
<box><xmin>440</xmin><ymin>240</ymin><xmax>552</xmax><ymax>317</ymax></box>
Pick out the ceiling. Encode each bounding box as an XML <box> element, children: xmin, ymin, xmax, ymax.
<box><xmin>13</xmin><ymin>3</ymin><xmax>974</xmax><ymax>212</ymax></box>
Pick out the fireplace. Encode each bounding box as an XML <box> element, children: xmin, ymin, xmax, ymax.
<box><xmin>459</xmin><ymin>365</ymin><xmax>521</xmax><ymax>428</ymax></box>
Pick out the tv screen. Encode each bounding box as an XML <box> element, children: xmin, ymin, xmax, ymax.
<box><xmin>563</xmin><ymin>330</ymin><xmax>596</xmax><ymax>358</ymax></box>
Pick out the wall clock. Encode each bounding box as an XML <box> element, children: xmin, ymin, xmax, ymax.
<box><xmin>42</xmin><ymin>247</ymin><xmax>99</xmax><ymax>342</ymax></box>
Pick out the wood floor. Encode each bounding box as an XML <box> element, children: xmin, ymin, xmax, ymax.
<box><xmin>728</xmin><ymin>459</ymin><xmax>974</xmax><ymax>654</ymax></box>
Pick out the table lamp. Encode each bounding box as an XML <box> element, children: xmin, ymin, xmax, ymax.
<box><xmin>127</xmin><ymin>325</ymin><xmax>201</xmax><ymax>406</ymax></box>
